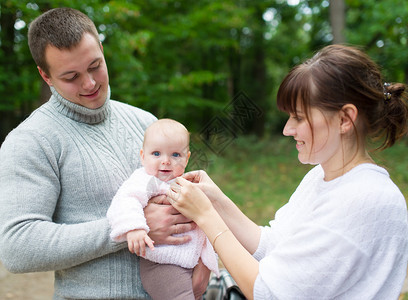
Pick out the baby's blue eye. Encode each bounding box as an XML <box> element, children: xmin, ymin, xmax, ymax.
<box><xmin>172</xmin><ymin>153</ymin><xmax>181</xmax><ymax>157</ymax></box>
<box><xmin>152</xmin><ymin>151</ymin><xmax>160</xmax><ymax>156</ymax></box>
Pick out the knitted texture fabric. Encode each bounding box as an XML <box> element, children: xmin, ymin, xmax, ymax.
<box><xmin>252</xmin><ymin>164</ymin><xmax>408</xmax><ymax>300</ymax></box>
<box><xmin>107</xmin><ymin>167</ymin><xmax>219</xmax><ymax>275</ymax></box>
<box><xmin>0</xmin><ymin>86</ymin><xmax>157</xmax><ymax>299</ymax></box>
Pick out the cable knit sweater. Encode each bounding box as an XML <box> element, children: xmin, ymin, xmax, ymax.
<box><xmin>0</xmin><ymin>87</ymin><xmax>157</xmax><ymax>299</ymax></box>
<box><xmin>107</xmin><ymin>167</ymin><xmax>219</xmax><ymax>275</ymax></box>
<box><xmin>252</xmin><ymin>164</ymin><xmax>408</xmax><ymax>299</ymax></box>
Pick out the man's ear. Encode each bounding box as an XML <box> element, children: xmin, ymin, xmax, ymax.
<box><xmin>339</xmin><ymin>104</ymin><xmax>358</xmax><ymax>134</ymax></box>
<box><xmin>37</xmin><ymin>66</ymin><xmax>53</xmax><ymax>86</ymax></box>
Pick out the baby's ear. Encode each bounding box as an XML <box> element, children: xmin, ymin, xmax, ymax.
<box><xmin>140</xmin><ymin>149</ymin><xmax>145</xmax><ymax>165</ymax></box>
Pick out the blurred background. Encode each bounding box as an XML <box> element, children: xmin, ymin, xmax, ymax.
<box><xmin>1</xmin><ymin>0</ymin><xmax>408</xmax><ymax>143</ymax></box>
<box><xmin>1</xmin><ymin>1</ymin><xmax>408</xmax><ymax>297</ymax></box>
<box><xmin>0</xmin><ymin>0</ymin><xmax>407</xmax><ymax>231</ymax></box>
<box><xmin>1</xmin><ymin>0</ymin><xmax>408</xmax><ymax>230</ymax></box>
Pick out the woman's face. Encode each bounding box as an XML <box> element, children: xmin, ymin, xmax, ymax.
<box><xmin>283</xmin><ymin>104</ymin><xmax>343</xmax><ymax>169</ymax></box>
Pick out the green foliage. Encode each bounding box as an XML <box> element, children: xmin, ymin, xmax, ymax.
<box><xmin>373</xmin><ymin>139</ymin><xmax>408</xmax><ymax>197</ymax></box>
<box><xmin>346</xmin><ymin>0</ymin><xmax>408</xmax><ymax>82</ymax></box>
<box><xmin>1</xmin><ymin>0</ymin><xmax>408</xmax><ymax>141</ymax></box>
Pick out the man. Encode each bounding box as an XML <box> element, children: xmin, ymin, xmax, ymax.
<box><xmin>0</xmin><ymin>7</ymin><xmax>208</xmax><ymax>299</ymax></box>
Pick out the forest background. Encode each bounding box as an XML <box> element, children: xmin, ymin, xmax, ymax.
<box><xmin>2</xmin><ymin>0</ymin><xmax>408</xmax><ymax>143</ymax></box>
<box><xmin>1</xmin><ymin>1</ymin><xmax>408</xmax><ymax>297</ymax></box>
<box><xmin>1</xmin><ymin>0</ymin><xmax>408</xmax><ymax>215</ymax></box>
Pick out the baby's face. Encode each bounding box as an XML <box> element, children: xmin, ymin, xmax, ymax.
<box><xmin>141</xmin><ymin>132</ymin><xmax>190</xmax><ymax>182</ymax></box>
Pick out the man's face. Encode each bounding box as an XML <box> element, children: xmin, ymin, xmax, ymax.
<box><xmin>38</xmin><ymin>33</ymin><xmax>109</xmax><ymax>109</ymax></box>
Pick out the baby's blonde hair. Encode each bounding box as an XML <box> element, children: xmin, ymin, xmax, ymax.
<box><xmin>143</xmin><ymin>119</ymin><xmax>190</xmax><ymax>151</ymax></box>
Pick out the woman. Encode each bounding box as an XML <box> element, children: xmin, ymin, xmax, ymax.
<box><xmin>167</xmin><ymin>45</ymin><xmax>408</xmax><ymax>299</ymax></box>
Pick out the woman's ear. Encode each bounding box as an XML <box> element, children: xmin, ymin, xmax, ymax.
<box><xmin>339</xmin><ymin>104</ymin><xmax>358</xmax><ymax>134</ymax></box>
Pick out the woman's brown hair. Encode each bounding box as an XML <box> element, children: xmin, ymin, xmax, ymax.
<box><xmin>277</xmin><ymin>44</ymin><xmax>408</xmax><ymax>150</ymax></box>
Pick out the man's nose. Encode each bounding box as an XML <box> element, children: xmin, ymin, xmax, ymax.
<box><xmin>82</xmin><ymin>73</ymin><xmax>96</xmax><ymax>90</ymax></box>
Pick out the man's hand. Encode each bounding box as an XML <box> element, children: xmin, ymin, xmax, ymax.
<box><xmin>192</xmin><ymin>259</ymin><xmax>211</xmax><ymax>300</ymax></box>
<box><xmin>144</xmin><ymin>195</ymin><xmax>196</xmax><ymax>245</ymax></box>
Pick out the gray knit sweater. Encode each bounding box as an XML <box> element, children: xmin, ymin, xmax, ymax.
<box><xmin>0</xmin><ymin>87</ymin><xmax>156</xmax><ymax>299</ymax></box>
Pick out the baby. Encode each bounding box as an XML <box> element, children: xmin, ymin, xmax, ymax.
<box><xmin>107</xmin><ymin>118</ymin><xmax>218</xmax><ymax>299</ymax></box>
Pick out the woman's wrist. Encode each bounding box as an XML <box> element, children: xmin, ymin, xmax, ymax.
<box><xmin>195</xmin><ymin>206</ymin><xmax>230</xmax><ymax>242</ymax></box>
<box><xmin>212</xmin><ymin>193</ymin><xmax>232</xmax><ymax>214</ymax></box>
<box><xmin>195</xmin><ymin>205</ymin><xmax>219</xmax><ymax>229</ymax></box>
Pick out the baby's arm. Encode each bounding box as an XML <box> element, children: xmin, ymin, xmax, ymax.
<box><xmin>126</xmin><ymin>229</ymin><xmax>155</xmax><ymax>257</ymax></box>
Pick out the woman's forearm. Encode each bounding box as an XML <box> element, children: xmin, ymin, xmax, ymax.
<box><xmin>167</xmin><ymin>177</ymin><xmax>261</xmax><ymax>299</ymax></box>
<box><xmin>197</xmin><ymin>209</ymin><xmax>259</xmax><ymax>300</ymax></box>
<box><xmin>212</xmin><ymin>193</ymin><xmax>261</xmax><ymax>255</ymax></box>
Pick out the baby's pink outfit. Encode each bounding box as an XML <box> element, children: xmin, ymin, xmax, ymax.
<box><xmin>107</xmin><ymin>167</ymin><xmax>219</xmax><ymax>276</ymax></box>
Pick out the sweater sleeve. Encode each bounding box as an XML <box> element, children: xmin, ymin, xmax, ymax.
<box><xmin>106</xmin><ymin>168</ymin><xmax>163</xmax><ymax>242</ymax></box>
<box><xmin>0</xmin><ymin>131</ymin><xmax>125</xmax><ymax>273</ymax></box>
<box><xmin>253</xmin><ymin>222</ymin><xmax>369</xmax><ymax>299</ymax></box>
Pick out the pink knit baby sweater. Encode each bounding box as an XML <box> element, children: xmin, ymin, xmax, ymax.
<box><xmin>107</xmin><ymin>168</ymin><xmax>219</xmax><ymax>275</ymax></box>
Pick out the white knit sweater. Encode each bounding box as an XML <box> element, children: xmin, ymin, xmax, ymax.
<box><xmin>107</xmin><ymin>167</ymin><xmax>219</xmax><ymax>275</ymax></box>
<box><xmin>253</xmin><ymin>164</ymin><xmax>408</xmax><ymax>299</ymax></box>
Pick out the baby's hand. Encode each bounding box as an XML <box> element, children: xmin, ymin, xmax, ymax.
<box><xmin>126</xmin><ymin>229</ymin><xmax>155</xmax><ymax>257</ymax></box>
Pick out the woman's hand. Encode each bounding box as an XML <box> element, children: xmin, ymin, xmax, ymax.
<box><xmin>167</xmin><ymin>177</ymin><xmax>215</xmax><ymax>225</ymax></box>
<box><xmin>182</xmin><ymin>170</ymin><xmax>225</xmax><ymax>203</ymax></box>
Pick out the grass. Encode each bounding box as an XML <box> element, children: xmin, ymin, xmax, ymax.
<box><xmin>187</xmin><ymin>134</ymin><xmax>408</xmax><ymax>226</ymax></box>
<box><xmin>400</xmin><ymin>293</ymin><xmax>408</xmax><ymax>300</ymax></box>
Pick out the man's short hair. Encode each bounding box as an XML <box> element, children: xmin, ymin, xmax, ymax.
<box><xmin>28</xmin><ymin>7</ymin><xmax>100</xmax><ymax>75</ymax></box>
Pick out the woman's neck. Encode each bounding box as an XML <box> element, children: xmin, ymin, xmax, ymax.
<box><xmin>322</xmin><ymin>150</ymin><xmax>374</xmax><ymax>181</ymax></box>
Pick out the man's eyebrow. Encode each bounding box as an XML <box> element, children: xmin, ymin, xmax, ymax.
<box><xmin>59</xmin><ymin>70</ymin><xmax>76</xmax><ymax>77</ymax></box>
<box><xmin>88</xmin><ymin>58</ymin><xmax>102</xmax><ymax>66</ymax></box>
<box><xmin>58</xmin><ymin>58</ymin><xmax>102</xmax><ymax>77</ymax></box>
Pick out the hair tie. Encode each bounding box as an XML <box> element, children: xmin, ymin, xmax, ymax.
<box><xmin>383</xmin><ymin>82</ymin><xmax>391</xmax><ymax>101</ymax></box>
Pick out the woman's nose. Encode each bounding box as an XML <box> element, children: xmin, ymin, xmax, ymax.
<box><xmin>283</xmin><ymin>119</ymin><xmax>295</xmax><ymax>136</ymax></box>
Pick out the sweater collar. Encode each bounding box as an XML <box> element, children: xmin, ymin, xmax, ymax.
<box><xmin>49</xmin><ymin>86</ymin><xmax>111</xmax><ymax>124</ymax></box>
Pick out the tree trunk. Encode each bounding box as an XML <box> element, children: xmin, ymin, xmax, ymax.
<box><xmin>245</xmin><ymin>5</ymin><xmax>267</xmax><ymax>137</ymax></box>
<box><xmin>330</xmin><ymin>0</ymin><xmax>346</xmax><ymax>44</ymax></box>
